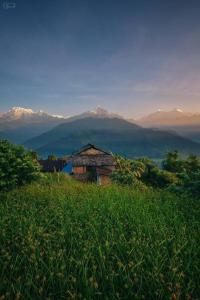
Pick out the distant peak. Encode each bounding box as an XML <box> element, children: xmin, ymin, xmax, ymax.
<box><xmin>2</xmin><ymin>106</ymin><xmax>66</xmax><ymax>121</ymax></box>
<box><xmin>93</xmin><ymin>106</ymin><xmax>108</xmax><ymax>114</ymax></box>
<box><xmin>172</xmin><ymin>108</ymin><xmax>183</xmax><ymax>113</ymax></box>
<box><xmin>52</xmin><ymin>114</ymin><xmax>66</xmax><ymax>119</ymax></box>
<box><xmin>155</xmin><ymin>108</ymin><xmax>183</xmax><ymax>113</ymax></box>
<box><xmin>10</xmin><ymin>107</ymin><xmax>34</xmax><ymax>114</ymax></box>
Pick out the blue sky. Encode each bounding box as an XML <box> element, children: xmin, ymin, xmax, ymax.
<box><xmin>0</xmin><ymin>0</ymin><xmax>200</xmax><ymax>117</ymax></box>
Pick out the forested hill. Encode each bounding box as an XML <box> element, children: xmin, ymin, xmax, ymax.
<box><xmin>24</xmin><ymin>117</ymin><xmax>200</xmax><ymax>158</ymax></box>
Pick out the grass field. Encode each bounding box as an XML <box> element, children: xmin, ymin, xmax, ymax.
<box><xmin>0</xmin><ymin>174</ymin><xmax>199</xmax><ymax>300</ymax></box>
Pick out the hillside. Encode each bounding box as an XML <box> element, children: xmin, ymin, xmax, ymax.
<box><xmin>0</xmin><ymin>106</ymin><xmax>123</xmax><ymax>144</ymax></box>
<box><xmin>1</xmin><ymin>175</ymin><xmax>199</xmax><ymax>299</ymax></box>
<box><xmin>25</xmin><ymin>117</ymin><xmax>200</xmax><ymax>158</ymax></box>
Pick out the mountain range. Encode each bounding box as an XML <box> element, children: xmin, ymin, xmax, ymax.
<box><xmin>1</xmin><ymin>106</ymin><xmax>200</xmax><ymax>158</ymax></box>
<box><xmin>0</xmin><ymin>107</ymin><xmax>67</xmax><ymax>144</ymax></box>
<box><xmin>137</xmin><ymin>108</ymin><xmax>200</xmax><ymax>143</ymax></box>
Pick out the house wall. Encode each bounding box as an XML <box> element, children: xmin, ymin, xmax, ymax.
<box><xmin>72</xmin><ymin>173</ymin><xmax>89</xmax><ymax>182</ymax></box>
<box><xmin>99</xmin><ymin>175</ymin><xmax>112</xmax><ymax>185</ymax></box>
<box><xmin>73</xmin><ymin>166</ymin><xmax>87</xmax><ymax>174</ymax></box>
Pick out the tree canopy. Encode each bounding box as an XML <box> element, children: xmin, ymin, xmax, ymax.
<box><xmin>0</xmin><ymin>140</ymin><xmax>41</xmax><ymax>192</ymax></box>
<box><xmin>112</xmin><ymin>151</ymin><xmax>200</xmax><ymax>197</ymax></box>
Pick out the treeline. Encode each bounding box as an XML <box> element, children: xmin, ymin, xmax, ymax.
<box><xmin>112</xmin><ymin>151</ymin><xmax>200</xmax><ymax>197</ymax></box>
<box><xmin>0</xmin><ymin>139</ymin><xmax>200</xmax><ymax>196</ymax></box>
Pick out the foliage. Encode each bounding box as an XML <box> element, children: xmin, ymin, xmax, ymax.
<box><xmin>0</xmin><ymin>140</ymin><xmax>41</xmax><ymax>192</ymax></box>
<box><xmin>143</xmin><ymin>167</ymin><xmax>179</xmax><ymax>188</ymax></box>
<box><xmin>178</xmin><ymin>170</ymin><xmax>200</xmax><ymax>197</ymax></box>
<box><xmin>162</xmin><ymin>151</ymin><xmax>200</xmax><ymax>196</ymax></box>
<box><xmin>162</xmin><ymin>150</ymin><xmax>185</xmax><ymax>173</ymax></box>
<box><xmin>111</xmin><ymin>156</ymin><xmax>147</xmax><ymax>191</ymax></box>
<box><xmin>112</xmin><ymin>155</ymin><xmax>179</xmax><ymax>189</ymax></box>
<box><xmin>48</xmin><ymin>154</ymin><xmax>57</xmax><ymax>160</ymax></box>
<box><xmin>29</xmin><ymin>150</ymin><xmax>38</xmax><ymax>160</ymax></box>
<box><xmin>0</xmin><ymin>176</ymin><xmax>199</xmax><ymax>299</ymax></box>
<box><xmin>112</xmin><ymin>152</ymin><xmax>200</xmax><ymax>196</ymax></box>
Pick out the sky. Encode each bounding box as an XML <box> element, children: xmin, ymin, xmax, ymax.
<box><xmin>0</xmin><ymin>0</ymin><xmax>200</xmax><ymax>118</ymax></box>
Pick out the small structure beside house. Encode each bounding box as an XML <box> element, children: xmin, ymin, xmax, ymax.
<box><xmin>70</xmin><ymin>144</ymin><xmax>116</xmax><ymax>184</ymax></box>
<box><xmin>38</xmin><ymin>159</ymin><xmax>68</xmax><ymax>173</ymax></box>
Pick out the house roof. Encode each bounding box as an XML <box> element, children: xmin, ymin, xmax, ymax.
<box><xmin>72</xmin><ymin>143</ymin><xmax>111</xmax><ymax>155</ymax></box>
<box><xmin>71</xmin><ymin>144</ymin><xmax>115</xmax><ymax>167</ymax></box>
<box><xmin>38</xmin><ymin>159</ymin><xmax>67</xmax><ymax>172</ymax></box>
<box><xmin>71</xmin><ymin>155</ymin><xmax>115</xmax><ymax>167</ymax></box>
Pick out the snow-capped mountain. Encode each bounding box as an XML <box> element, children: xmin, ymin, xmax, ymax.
<box><xmin>0</xmin><ymin>107</ymin><xmax>67</xmax><ymax>144</ymax></box>
<box><xmin>87</xmin><ymin>106</ymin><xmax>122</xmax><ymax>118</ymax></box>
<box><xmin>0</xmin><ymin>107</ymin><xmax>67</xmax><ymax>123</ymax></box>
<box><xmin>25</xmin><ymin>111</ymin><xmax>200</xmax><ymax>158</ymax></box>
<box><xmin>0</xmin><ymin>106</ymin><xmax>123</xmax><ymax>124</ymax></box>
<box><xmin>64</xmin><ymin>106</ymin><xmax>124</xmax><ymax>123</ymax></box>
<box><xmin>1</xmin><ymin>105</ymin><xmax>200</xmax><ymax>146</ymax></box>
<box><xmin>137</xmin><ymin>108</ymin><xmax>200</xmax><ymax>143</ymax></box>
<box><xmin>137</xmin><ymin>108</ymin><xmax>199</xmax><ymax>127</ymax></box>
<box><xmin>0</xmin><ymin>106</ymin><xmax>124</xmax><ymax>144</ymax></box>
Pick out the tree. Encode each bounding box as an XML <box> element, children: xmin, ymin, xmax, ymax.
<box><xmin>29</xmin><ymin>150</ymin><xmax>38</xmax><ymax>160</ymax></box>
<box><xmin>162</xmin><ymin>150</ymin><xmax>185</xmax><ymax>173</ymax></box>
<box><xmin>111</xmin><ymin>155</ymin><xmax>145</xmax><ymax>185</ymax></box>
<box><xmin>0</xmin><ymin>140</ymin><xmax>41</xmax><ymax>192</ymax></box>
<box><xmin>162</xmin><ymin>152</ymin><xmax>200</xmax><ymax>196</ymax></box>
<box><xmin>48</xmin><ymin>154</ymin><xmax>57</xmax><ymax>161</ymax></box>
<box><xmin>185</xmin><ymin>154</ymin><xmax>200</xmax><ymax>174</ymax></box>
<box><xmin>147</xmin><ymin>168</ymin><xmax>179</xmax><ymax>188</ymax></box>
<box><xmin>112</xmin><ymin>155</ymin><xmax>179</xmax><ymax>189</ymax></box>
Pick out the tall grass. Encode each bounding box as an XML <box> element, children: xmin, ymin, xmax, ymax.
<box><xmin>0</xmin><ymin>174</ymin><xmax>199</xmax><ymax>299</ymax></box>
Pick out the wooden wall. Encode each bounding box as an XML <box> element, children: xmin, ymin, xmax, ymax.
<box><xmin>98</xmin><ymin>175</ymin><xmax>112</xmax><ymax>185</ymax></box>
<box><xmin>73</xmin><ymin>166</ymin><xmax>86</xmax><ymax>174</ymax></box>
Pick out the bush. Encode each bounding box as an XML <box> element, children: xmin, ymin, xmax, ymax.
<box><xmin>162</xmin><ymin>151</ymin><xmax>200</xmax><ymax>196</ymax></box>
<box><xmin>111</xmin><ymin>155</ymin><xmax>146</xmax><ymax>186</ymax></box>
<box><xmin>48</xmin><ymin>154</ymin><xmax>57</xmax><ymax>160</ymax></box>
<box><xmin>148</xmin><ymin>168</ymin><xmax>179</xmax><ymax>188</ymax></box>
<box><xmin>112</xmin><ymin>155</ymin><xmax>180</xmax><ymax>189</ymax></box>
<box><xmin>0</xmin><ymin>140</ymin><xmax>41</xmax><ymax>192</ymax></box>
<box><xmin>111</xmin><ymin>169</ymin><xmax>134</xmax><ymax>185</ymax></box>
<box><xmin>179</xmin><ymin>170</ymin><xmax>200</xmax><ymax>197</ymax></box>
<box><xmin>162</xmin><ymin>150</ymin><xmax>185</xmax><ymax>173</ymax></box>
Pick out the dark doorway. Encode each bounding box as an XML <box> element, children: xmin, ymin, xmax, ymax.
<box><xmin>86</xmin><ymin>166</ymin><xmax>97</xmax><ymax>182</ymax></box>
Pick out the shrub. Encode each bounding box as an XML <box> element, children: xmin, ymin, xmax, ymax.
<box><xmin>48</xmin><ymin>154</ymin><xmax>57</xmax><ymax>160</ymax></box>
<box><xmin>112</xmin><ymin>155</ymin><xmax>180</xmax><ymax>189</ymax></box>
<box><xmin>111</xmin><ymin>169</ymin><xmax>135</xmax><ymax>185</ymax></box>
<box><xmin>112</xmin><ymin>155</ymin><xmax>146</xmax><ymax>185</ymax></box>
<box><xmin>162</xmin><ymin>150</ymin><xmax>185</xmax><ymax>173</ymax></box>
<box><xmin>149</xmin><ymin>168</ymin><xmax>179</xmax><ymax>188</ymax></box>
<box><xmin>0</xmin><ymin>140</ymin><xmax>41</xmax><ymax>192</ymax></box>
<box><xmin>162</xmin><ymin>151</ymin><xmax>200</xmax><ymax>196</ymax></box>
<box><xmin>179</xmin><ymin>170</ymin><xmax>200</xmax><ymax>197</ymax></box>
